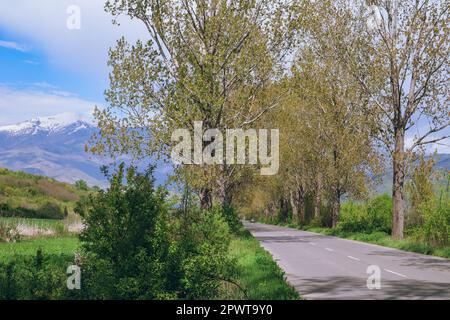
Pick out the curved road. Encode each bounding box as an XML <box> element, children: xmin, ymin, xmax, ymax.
<box><xmin>244</xmin><ymin>221</ymin><xmax>450</xmax><ymax>300</ymax></box>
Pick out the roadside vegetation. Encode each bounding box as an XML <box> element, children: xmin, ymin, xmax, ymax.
<box><xmin>0</xmin><ymin>0</ymin><xmax>448</xmax><ymax>300</ymax></box>
<box><xmin>0</xmin><ymin>166</ymin><xmax>298</xmax><ymax>300</ymax></box>
<box><xmin>251</xmin><ymin>166</ymin><xmax>449</xmax><ymax>259</ymax></box>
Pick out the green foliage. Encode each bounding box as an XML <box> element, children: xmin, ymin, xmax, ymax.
<box><xmin>0</xmin><ymin>168</ymin><xmax>90</xmax><ymax>220</ymax></box>
<box><xmin>214</xmin><ymin>204</ymin><xmax>241</xmax><ymax>235</ymax></box>
<box><xmin>74</xmin><ymin>180</ymin><xmax>88</xmax><ymax>191</ymax></box>
<box><xmin>78</xmin><ymin>164</ymin><xmax>173</xmax><ymax>299</ymax></box>
<box><xmin>417</xmin><ymin>197</ymin><xmax>449</xmax><ymax>246</ymax></box>
<box><xmin>0</xmin><ymin>250</ymin><xmax>73</xmax><ymax>299</ymax></box>
<box><xmin>406</xmin><ymin>155</ymin><xmax>435</xmax><ymax>227</ymax></box>
<box><xmin>338</xmin><ymin>194</ymin><xmax>392</xmax><ymax>233</ymax></box>
<box><xmin>78</xmin><ymin>164</ymin><xmax>236</xmax><ymax>299</ymax></box>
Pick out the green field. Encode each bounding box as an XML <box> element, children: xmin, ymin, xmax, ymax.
<box><xmin>0</xmin><ymin>236</ymin><xmax>80</xmax><ymax>262</ymax></box>
<box><xmin>0</xmin><ymin>232</ymin><xmax>299</xmax><ymax>299</ymax></box>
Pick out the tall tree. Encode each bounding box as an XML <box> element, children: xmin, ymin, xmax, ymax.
<box><xmin>300</xmin><ymin>0</ymin><xmax>449</xmax><ymax>238</ymax></box>
<box><xmin>350</xmin><ymin>0</ymin><xmax>449</xmax><ymax>238</ymax></box>
<box><xmin>90</xmin><ymin>0</ymin><xmax>292</xmax><ymax>209</ymax></box>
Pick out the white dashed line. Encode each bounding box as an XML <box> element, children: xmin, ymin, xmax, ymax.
<box><xmin>309</xmin><ymin>242</ymin><xmax>316</xmax><ymax>246</ymax></box>
<box><xmin>325</xmin><ymin>248</ymin><xmax>334</xmax><ymax>252</ymax></box>
<box><xmin>347</xmin><ymin>256</ymin><xmax>360</xmax><ymax>261</ymax></box>
<box><xmin>384</xmin><ymin>269</ymin><xmax>407</xmax><ymax>278</ymax></box>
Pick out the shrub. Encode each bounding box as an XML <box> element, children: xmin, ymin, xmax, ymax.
<box><xmin>37</xmin><ymin>202</ymin><xmax>64</xmax><ymax>219</ymax></box>
<box><xmin>78</xmin><ymin>164</ymin><xmax>236</xmax><ymax>299</ymax></box>
<box><xmin>0</xmin><ymin>250</ymin><xmax>71</xmax><ymax>299</ymax></box>
<box><xmin>419</xmin><ymin>197</ymin><xmax>449</xmax><ymax>246</ymax></box>
<box><xmin>339</xmin><ymin>195</ymin><xmax>392</xmax><ymax>233</ymax></box>
<box><xmin>74</xmin><ymin>180</ymin><xmax>88</xmax><ymax>191</ymax></box>
<box><xmin>214</xmin><ymin>204</ymin><xmax>241</xmax><ymax>234</ymax></box>
<box><xmin>79</xmin><ymin>164</ymin><xmax>172</xmax><ymax>299</ymax></box>
<box><xmin>0</xmin><ymin>221</ymin><xmax>21</xmax><ymax>243</ymax></box>
<box><xmin>338</xmin><ymin>202</ymin><xmax>367</xmax><ymax>232</ymax></box>
<box><xmin>366</xmin><ymin>194</ymin><xmax>392</xmax><ymax>234</ymax></box>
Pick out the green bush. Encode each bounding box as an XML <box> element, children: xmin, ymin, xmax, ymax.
<box><xmin>74</xmin><ymin>180</ymin><xmax>89</xmax><ymax>191</ymax></box>
<box><xmin>214</xmin><ymin>204</ymin><xmax>241</xmax><ymax>234</ymax></box>
<box><xmin>0</xmin><ymin>250</ymin><xmax>72</xmax><ymax>299</ymax></box>
<box><xmin>77</xmin><ymin>164</ymin><xmax>236</xmax><ymax>299</ymax></box>
<box><xmin>339</xmin><ymin>195</ymin><xmax>392</xmax><ymax>233</ymax></box>
<box><xmin>337</xmin><ymin>202</ymin><xmax>367</xmax><ymax>232</ymax></box>
<box><xmin>419</xmin><ymin>197</ymin><xmax>449</xmax><ymax>246</ymax></box>
<box><xmin>366</xmin><ymin>194</ymin><xmax>392</xmax><ymax>234</ymax></box>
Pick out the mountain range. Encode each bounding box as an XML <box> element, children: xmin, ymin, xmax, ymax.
<box><xmin>0</xmin><ymin>113</ymin><xmax>448</xmax><ymax>191</ymax></box>
<box><xmin>0</xmin><ymin>113</ymin><xmax>109</xmax><ymax>187</ymax></box>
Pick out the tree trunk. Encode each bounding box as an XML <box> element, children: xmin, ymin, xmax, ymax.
<box><xmin>289</xmin><ymin>191</ymin><xmax>299</xmax><ymax>224</ymax></box>
<box><xmin>392</xmin><ymin>127</ymin><xmax>405</xmax><ymax>239</ymax></box>
<box><xmin>298</xmin><ymin>186</ymin><xmax>306</xmax><ymax>224</ymax></box>
<box><xmin>314</xmin><ymin>173</ymin><xmax>322</xmax><ymax>219</ymax></box>
<box><xmin>279</xmin><ymin>197</ymin><xmax>289</xmax><ymax>223</ymax></box>
<box><xmin>199</xmin><ymin>188</ymin><xmax>212</xmax><ymax>210</ymax></box>
<box><xmin>331</xmin><ymin>188</ymin><xmax>341</xmax><ymax>229</ymax></box>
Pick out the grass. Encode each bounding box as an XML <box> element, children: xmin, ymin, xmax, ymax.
<box><xmin>228</xmin><ymin>232</ymin><xmax>300</xmax><ymax>300</ymax></box>
<box><xmin>0</xmin><ymin>236</ymin><xmax>80</xmax><ymax>262</ymax></box>
<box><xmin>302</xmin><ymin>226</ymin><xmax>450</xmax><ymax>259</ymax></box>
<box><xmin>0</xmin><ymin>217</ymin><xmax>62</xmax><ymax>229</ymax></box>
<box><xmin>0</xmin><ymin>167</ymin><xmax>92</xmax><ymax>219</ymax></box>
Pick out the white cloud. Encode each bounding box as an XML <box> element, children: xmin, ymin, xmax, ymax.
<box><xmin>0</xmin><ymin>84</ymin><xmax>101</xmax><ymax>125</ymax></box>
<box><xmin>0</xmin><ymin>0</ymin><xmax>148</xmax><ymax>77</ymax></box>
<box><xmin>0</xmin><ymin>40</ymin><xmax>29</xmax><ymax>52</ymax></box>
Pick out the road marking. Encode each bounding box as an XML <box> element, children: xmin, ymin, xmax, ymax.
<box><xmin>325</xmin><ymin>247</ymin><xmax>334</xmax><ymax>252</ymax></box>
<box><xmin>347</xmin><ymin>255</ymin><xmax>360</xmax><ymax>261</ymax></box>
<box><xmin>309</xmin><ymin>242</ymin><xmax>316</xmax><ymax>246</ymax></box>
<box><xmin>384</xmin><ymin>269</ymin><xmax>407</xmax><ymax>278</ymax></box>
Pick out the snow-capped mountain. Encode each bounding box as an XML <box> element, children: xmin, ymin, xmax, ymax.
<box><xmin>0</xmin><ymin>113</ymin><xmax>93</xmax><ymax>136</ymax></box>
<box><xmin>0</xmin><ymin>113</ymin><xmax>107</xmax><ymax>187</ymax></box>
<box><xmin>0</xmin><ymin>113</ymin><xmax>170</xmax><ymax>188</ymax></box>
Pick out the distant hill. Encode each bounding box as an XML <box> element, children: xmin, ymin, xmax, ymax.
<box><xmin>0</xmin><ymin>167</ymin><xmax>90</xmax><ymax>219</ymax></box>
<box><xmin>0</xmin><ymin>113</ymin><xmax>170</xmax><ymax>188</ymax></box>
<box><xmin>0</xmin><ymin>113</ymin><xmax>107</xmax><ymax>187</ymax></box>
<box><xmin>374</xmin><ymin>153</ymin><xmax>450</xmax><ymax>195</ymax></box>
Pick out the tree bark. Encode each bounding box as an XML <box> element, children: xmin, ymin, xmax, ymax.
<box><xmin>290</xmin><ymin>191</ymin><xmax>299</xmax><ymax>224</ymax></box>
<box><xmin>279</xmin><ymin>197</ymin><xmax>289</xmax><ymax>223</ymax></box>
<box><xmin>392</xmin><ymin>127</ymin><xmax>405</xmax><ymax>239</ymax></box>
<box><xmin>314</xmin><ymin>173</ymin><xmax>322</xmax><ymax>219</ymax></box>
<box><xmin>298</xmin><ymin>186</ymin><xmax>306</xmax><ymax>224</ymax></box>
<box><xmin>331</xmin><ymin>188</ymin><xmax>341</xmax><ymax>229</ymax></box>
<box><xmin>199</xmin><ymin>187</ymin><xmax>212</xmax><ymax>210</ymax></box>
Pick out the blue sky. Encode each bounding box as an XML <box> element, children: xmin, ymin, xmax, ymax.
<box><xmin>0</xmin><ymin>1</ymin><xmax>448</xmax><ymax>153</ymax></box>
<box><xmin>0</xmin><ymin>0</ymin><xmax>147</xmax><ymax>125</ymax></box>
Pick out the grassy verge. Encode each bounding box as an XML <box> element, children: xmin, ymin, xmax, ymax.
<box><xmin>0</xmin><ymin>232</ymin><xmax>299</xmax><ymax>300</ymax></box>
<box><xmin>301</xmin><ymin>226</ymin><xmax>450</xmax><ymax>259</ymax></box>
<box><xmin>228</xmin><ymin>231</ymin><xmax>300</xmax><ymax>300</ymax></box>
<box><xmin>0</xmin><ymin>236</ymin><xmax>80</xmax><ymax>262</ymax></box>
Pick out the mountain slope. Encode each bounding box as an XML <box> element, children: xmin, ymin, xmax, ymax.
<box><xmin>0</xmin><ymin>114</ymin><xmax>106</xmax><ymax>187</ymax></box>
<box><xmin>0</xmin><ymin>113</ymin><xmax>170</xmax><ymax>188</ymax></box>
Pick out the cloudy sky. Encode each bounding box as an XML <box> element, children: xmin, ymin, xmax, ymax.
<box><xmin>0</xmin><ymin>0</ymin><xmax>147</xmax><ymax>125</ymax></box>
<box><xmin>0</xmin><ymin>1</ymin><xmax>448</xmax><ymax>153</ymax></box>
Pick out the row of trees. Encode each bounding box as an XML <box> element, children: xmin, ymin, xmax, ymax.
<box><xmin>90</xmin><ymin>0</ymin><xmax>449</xmax><ymax>239</ymax></box>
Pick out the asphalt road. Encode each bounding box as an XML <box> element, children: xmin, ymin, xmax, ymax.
<box><xmin>244</xmin><ymin>221</ymin><xmax>450</xmax><ymax>300</ymax></box>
